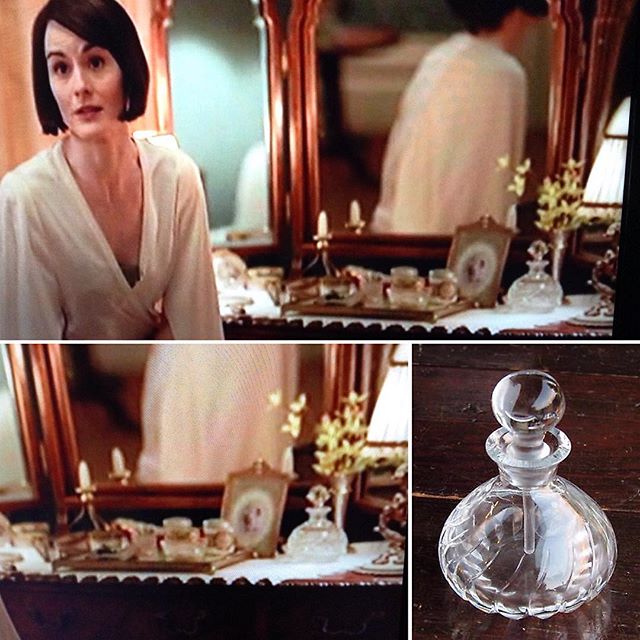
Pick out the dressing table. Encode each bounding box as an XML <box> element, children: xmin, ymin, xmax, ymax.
<box><xmin>0</xmin><ymin>542</ymin><xmax>402</xmax><ymax>640</ymax></box>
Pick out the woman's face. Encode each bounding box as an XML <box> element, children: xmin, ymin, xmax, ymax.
<box><xmin>44</xmin><ymin>20</ymin><xmax>125</xmax><ymax>140</ymax></box>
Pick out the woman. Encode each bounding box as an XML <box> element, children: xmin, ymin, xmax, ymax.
<box><xmin>0</xmin><ymin>0</ymin><xmax>223</xmax><ymax>339</ymax></box>
<box><xmin>372</xmin><ymin>0</ymin><xmax>548</xmax><ymax>235</ymax></box>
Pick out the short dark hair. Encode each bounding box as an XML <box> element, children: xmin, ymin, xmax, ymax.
<box><xmin>445</xmin><ymin>0</ymin><xmax>549</xmax><ymax>34</ymax></box>
<box><xmin>32</xmin><ymin>0</ymin><xmax>149</xmax><ymax>135</ymax></box>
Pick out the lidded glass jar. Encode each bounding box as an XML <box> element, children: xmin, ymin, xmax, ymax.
<box><xmin>285</xmin><ymin>485</ymin><xmax>348</xmax><ymax>562</ymax></box>
<box><xmin>439</xmin><ymin>370</ymin><xmax>617</xmax><ymax>619</ymax></box>
<box><xmin>506</xmin><ymin>240</ymin><xmax>563</xmax><ymax>312</ymax></box>
<box><xmin>161</xmin><ymin>517</ymin><xmax>204</xmax><ymax>561</ymax></box>
<box><xmin>388</xmin><ymin>266</ymin><xmax>428</xmax><ymax>309</ymax></box>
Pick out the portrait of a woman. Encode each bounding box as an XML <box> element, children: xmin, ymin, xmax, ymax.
<box><xmin>0</xmin><ymin>0</ymin><xmax>223</xmax><ymax>340</ymax></box>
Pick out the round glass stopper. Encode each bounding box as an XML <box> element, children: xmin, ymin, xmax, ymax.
<box><xmin>491</xmin><ymin>370</ymin><xmax>565</xmax><ymax>436</ymax></box>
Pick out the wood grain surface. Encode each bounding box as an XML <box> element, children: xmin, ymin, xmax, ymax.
<box><xmin>412</xmin><ymin>344</ymin><xmax>640</xmax><ymax>639</ymax></box>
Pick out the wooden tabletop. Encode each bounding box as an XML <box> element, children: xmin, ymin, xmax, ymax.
<box><xmin>412</xmin><ymin>344</ymin><xmax>640</xmax><ymax>639</ymax></box>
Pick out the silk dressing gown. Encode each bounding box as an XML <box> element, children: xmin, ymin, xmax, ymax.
<box><xmin>372</xmin><ymin>33</ymin><xmax>527</xmax><ymax>235</ymax></box>
<box><xmin>0</xmin><ymin>139</ymin><xmax>223</xmax><ymax>340</ymax></box>
<box><xmin>136</xmin><ymin>344</ymin><xmax>299</xmax><ymax>483</ymax></box>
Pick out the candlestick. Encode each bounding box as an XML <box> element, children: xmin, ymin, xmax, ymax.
<box><xmin>317</xmin><ymin>211</ymin><xmax>329</xmax><ymax>238</ymax></box>
<box><xmin>78</xmin><ymin>460</ymin><xmax>92</xmax><ymax>491</ymax></box>
<box><xmin>111</xmin><ymin>447</ymin><xmax>126</xmax><ymax>476</ymax></box>
<box><xmin>349</xmin><ymin>200</ymin><xmax>361</xmax><ymax>226</ymax></box>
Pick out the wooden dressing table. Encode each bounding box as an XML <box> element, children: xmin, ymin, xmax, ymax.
<box><xmin>0</xmin><ymin>542</ymin><xmax>403</xmax><ymax>640</ymax></box>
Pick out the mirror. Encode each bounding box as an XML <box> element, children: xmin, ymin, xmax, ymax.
<box><xmin>52</xmin><ymin>344</ymin><xmax>326</xmax><ymax>487</ymax></box>
<box><xmin>35</xmin><ymin>343</ymin><xmax>399</xmax><ymax>522</ymax></box>
<box><xmin>0</xmin><ymin>346</ymin><xmax>43</xmax><ymax>510</ymax></box>
<box><xmin>306</xmin><ymin>0</ymin><xmax>550</xmax><ymax>239</ymax></box>
<box><xmin>166</xmin><ymin>0</ymin><xmax>285</xmax><ymax>249</ymax></box>
<box><xmin>290</xmin><ymin>0</ymin><xmax>635</xmax><ymax>279</ymax></box>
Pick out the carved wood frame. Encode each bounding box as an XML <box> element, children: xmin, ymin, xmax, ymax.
<box><xmin>0</xmin><ymin>346</ymin><xmax>47</xmax><ymax>513</ymax></box>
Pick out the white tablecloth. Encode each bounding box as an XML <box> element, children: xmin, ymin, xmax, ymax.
<box><xmin>2</xmin><ymin>541</ymin><xmax>393</xmax><ymax>585</ymax></box>
<box><xmin>220</xmin><ymin>287</ymin><xmax>607</xmax><ymax>335</ymax></box>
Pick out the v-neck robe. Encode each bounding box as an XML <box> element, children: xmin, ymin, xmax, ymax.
<box><xmin>0</xmin><ymin>139</ymin><xmax>223</xmax><ymax>340</ymax></box>
<box><xmin>372</xmin><ymin>33</ymin><xmax>527</xmax><ymax>235</ymax></box>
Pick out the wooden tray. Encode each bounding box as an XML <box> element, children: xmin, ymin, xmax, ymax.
<box><xmin>52</xmin><ymin>549</ymin><xmax>253</xmax><ymax>574</ymax></box>
<box><xmin>282</xmin><ymin>298</ymin><xmax>473</xmax><ymax>323</ymax></box>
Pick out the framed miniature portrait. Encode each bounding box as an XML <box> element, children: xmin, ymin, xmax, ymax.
<box><xmin>446</xmin><ymin>216</ymin><xmax>514</xmax><ymax>307</ymax></box>
<box><xmin>221</xmin><ymin>460</ymin><xmax>290</xmax><ymax>557</ymax></box>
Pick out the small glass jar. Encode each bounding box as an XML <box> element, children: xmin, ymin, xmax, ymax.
<box><xmin>133</xmin><ymin>524</ymin><xmax>159</xmax><ymax>560</ymax></box>
<box><xmin>202</xmin><ymin>518</ymin><xmax>236</xmax><ymax>557</ymax></box>
<box><xmin>161</xmin><ymin>517</ymin><xmax>204</xmax><ymax>561</ymax></box>
<box><xmin>388</xmin><ymin>267</ymin><xmax>428</xmax><ymax>309</ymax></box>
<box><xmin>428</xmin><ymin>268</ymin><xmax>458</xmax><ymax>304</ymax></box>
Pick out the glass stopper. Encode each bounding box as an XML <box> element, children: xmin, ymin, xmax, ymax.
<box><xmin>307</xmin><ymin>484</ymin><xmax>331</xmax><ymax>509</ymax></box>
<box><xmin>527</xmin><ymin>239</ymin><xmax>549</xmax><ymax>261</ymax></box>
<box><xmin>491</xmin><ymin>370</ymin><xmax>565</xmax><ymax>461</ymax></box>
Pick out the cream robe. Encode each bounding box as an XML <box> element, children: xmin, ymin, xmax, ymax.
<box><xmin>372</xmin><ymin>33</ymin><xmax>527</xmax><ymax>235</ymax></box>
<box><xmin>0</xmin><ymin>139</ymin><xmax>223</xmax><ymax>340</ymax></box>
<box><xmin>136</xmin><ymin>344</ymin><xmax>299</xmax><ymax>484</ymax></box>
<box><xmin>0</xmin><ymin>598</ymin><xmax>19</xmax><ymax>640</ymax></box>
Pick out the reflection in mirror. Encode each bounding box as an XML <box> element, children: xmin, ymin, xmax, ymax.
<box><xmin>168</xmin><ymin>1</ymin><xmax>274</xmax><ymax>246</ymax></box>
<box><xmin>62</xmin><ymin>344</ymin><xmax>326</xmax><ymax>486</ymax></box>
<box><xmin>314</xmin><ymin>0</ymin><xmax>550</xmax><ymax>237</ymax></box>
<box><xmin>0</xmin><ymin>348</ymin><xmax>32</xmax><ymax>503</ymax></box>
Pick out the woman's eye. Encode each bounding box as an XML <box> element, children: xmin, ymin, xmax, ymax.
<box><xmin>89</xmin><ymin>56</ymin><xmax>105</xmax><ymax>70</ymax></box>
<box><xmin>52</xmin><ymin>62</ymin><xmax>69</xmax><ymax>75</ymax></box>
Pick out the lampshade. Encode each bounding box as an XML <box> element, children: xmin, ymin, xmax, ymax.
<box><xmin>580</xmin><ymin>98</ymin><xmax>630</xmax><ymax>220</ymax></box>
<box><xmin>366</xmin><ymin>343</ymin><xmax>410</xmax><ymax>455</ymax></box>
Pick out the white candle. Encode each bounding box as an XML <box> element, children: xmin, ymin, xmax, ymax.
<box><xmin>349</xmin><ymin>200</ymin><xmax>361</xmax><ymax>226</ymax></box>
<box><xmin>78</xmin><ymin>460</ymin><xmax>92</xmax><ymax>490</ymax></box>
<box><xmin>317</xmin><ymin>210</ymin><xmax>329</xmax><ymax>237</ymax></box>
<box><xmin>111</xmin><ymin>447</ymin><xmax>126</xmax><ymax>475</ymax></box>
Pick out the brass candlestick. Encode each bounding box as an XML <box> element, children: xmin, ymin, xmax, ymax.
<box><xmin>303</xmin><ymin>233</ymin><xmax>338</xmax><ymax>277</ymax></box>
<box><xmin>344</xmin><ymin>220</ymin><xmax>366</xmax><ymax>234</ymax></box>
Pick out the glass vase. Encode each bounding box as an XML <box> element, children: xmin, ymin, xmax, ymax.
<box><xmin>330</xmin><ymin>474</ymin><xmax>353</xmax><ymax>532</ymax></box>
<box><xmin>549</xmin><ymin>229</ymin><xmax>570</xmax><ymax>283</ymax></box>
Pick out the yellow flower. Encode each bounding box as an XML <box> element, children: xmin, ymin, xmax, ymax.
<box><xmin>268</xmin><ymin>389</ymin><xmax>282</xmax><ymax>408</ymax></box>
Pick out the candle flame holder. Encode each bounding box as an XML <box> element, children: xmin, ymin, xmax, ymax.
<box><xmin>344</xmin><ymin>220</ymin><xmax>366</xmax><ymax>234</ymax></box>
<box><xmin>108</xmin><ymin>469</ymin><xmax>132</xmax><ymax>485</ymax></box>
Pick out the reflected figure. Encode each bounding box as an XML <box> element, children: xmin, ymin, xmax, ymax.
<box><xmin>137</xmin><ymin>344</ymin><xmax>299</xmax><ymax>483</ymax></box>
<box><xmin>0</xmin><ymin>0</ymin><xmax>222</xmax><ymax>340</ymax></box>
<box><xmin>232</xmin><ymin>141</ymin><xmax>269</xmax><ymax>234</ymax></box>
<box><xmin>372</xmin><ymin>0</ymin><xmax>548</xmax><ymax>235</ymax></box>
<box><xmin>0</xmin><ymin>351</ymin><xmax>27</xmax><ymax>492</ymax></box>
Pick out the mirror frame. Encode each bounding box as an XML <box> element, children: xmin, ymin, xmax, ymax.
<box><xmin>289</xmin><ymin>0</ymin><xmax>634</xmax><ymax>273</ymax></box>
<box><xmin>1</xmin><ymin>345</ymin><xmax>47</xmax><ymax>513</ymax></box>
<box><xmin>33</xmin><ymin>344</ymin><xmax>377</xmax><ymax>529</ymax></box>
<box><xmin>154</xmin><ymin>0</ymin><xmax>289</xmax><ymax>261</ymax></box>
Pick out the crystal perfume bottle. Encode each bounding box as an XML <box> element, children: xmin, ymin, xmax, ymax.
<box><xmin>285</xmin><ymin>485</ymin><xmax>348</xmax><ymax>562</ymax></box>
<box><xmin>506</xmin><ymin>240</ymin><xmax>563</xmax><ymax>312</ymax></box>
<box><xmin>439</xmin><ymin>370</ymin><xmax>617</xmax><ymax>619</ymax></box>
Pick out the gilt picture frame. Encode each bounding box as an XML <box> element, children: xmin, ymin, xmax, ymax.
<box><xmin>221</xmin><ymin>460</ymin><xmax>290</xmax><ymax>557</ymax></box>
<box><xmin>446</xmin><ymin>216</ymin><xmax>514</xmax><ymax>307</ymax></box>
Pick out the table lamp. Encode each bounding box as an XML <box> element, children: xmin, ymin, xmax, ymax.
<box><xmin>359</xmin><ymin>344</ymin><xmax>409</xmax><ymax>574</ymax></box>
<box><xmin>574</xmin><ymin>97</ymin><xmax>629</xmax><ymax>326</ymax></box>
